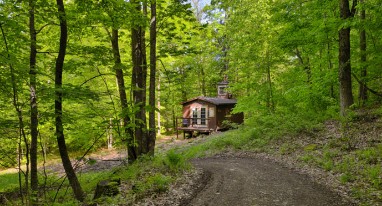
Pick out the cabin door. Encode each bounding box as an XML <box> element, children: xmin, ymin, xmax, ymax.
<box><xmin>192</xmin><ymin>106</ymin><xmax>208</xmax><ymax>126</ymax></box>
<box><xmin>199</xmin><ymin>107</ymin><xmax>207</xmax><ymax>126</ymax></box>
<box><xmin>191</xmin><ymin>106</ymin><xmax>208</xmax><ymax>127</ymax></box>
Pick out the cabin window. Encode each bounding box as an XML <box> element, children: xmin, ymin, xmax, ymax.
<box><xmin>192</xmin><ymin>108</ymin><xmax>198</xmax><ymax>125</ymax></box>
<box><xmin>218</xmin><ymin>86</ymin><xmax>226</xmax><ymax>95</ymax></box>
<box><xmin>209</xmin><ymin>107</ymin><xmax>215</xmax><ymax>117</ymax></box>
<box><xmin>201</xmin><ymin>108</ymin><xmax>206</xmax><ymax>125</ymax></box>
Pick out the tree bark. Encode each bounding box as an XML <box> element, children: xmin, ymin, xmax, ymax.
<box><xmin>110</xmin><ymin>28</ymin><xmax>136</xmax><ymax>160</ymax></box>
<box><xmin>148</xmin><ymin>0</ymin><xmax>157</xmax><ymax>156</ymax></box>
<box><xmin>131</xmin><ymin>0</ymin><xmax>147</xmax><ymax>159</ymax></box>
<box><xmin>359</xmin><ymin>0</ymin><xmax>367</xmax><ymax>104</ymax></box>
<box><xmin>141</xmin><ymin>2</ymin><xmax>148</xmax><ymax>154</ymax></box>
<box><xmin>157</xmin><ymin>77</ymin><xmax>161</xmax><ymax>136</ymax></box>
<box><xmin>295</xmin><ymin>48</ymin><xmax>311</xmax><ymax>84</ymax></box>
<box><xmin>327</xmin><ymin>36</ymin><xmax>335</xmax><ymax>98</ymax></box>
<box><xmin>29</xmin><ymin>0</ymin><xmax>39</xmax><ymax>204</ymax></box>
<box><xmin>55</xmin><ymin>0</ymin><xmax>85</xmax><ymax>202</ymax></box>
<box><xmin>108</xmin><ymin>118</ymin><xmax>113</xmax><ymax>149</ymax></box>
<box><xmin>338</xmin><ymin>0</ymin><xmax>356</xmax><ymax>116</ymax></box>
<box><xmin>200</xmin><ymin>64</ymin><xmax>206</xmax><ymax>96</ymax></box>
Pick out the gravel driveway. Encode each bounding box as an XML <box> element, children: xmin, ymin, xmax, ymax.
<box><xmin>186</xmin><ymin>156</ymin><xmax>355</xmax><ymax>206</ymax></box>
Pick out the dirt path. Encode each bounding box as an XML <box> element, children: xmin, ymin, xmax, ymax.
<box><xmin>187</xmin><ymin>156</ymin><xmax>355</xmax><ymax>206</ymax></box>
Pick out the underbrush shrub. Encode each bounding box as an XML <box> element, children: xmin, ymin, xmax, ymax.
<box><xmin>164</xmin><ymin>150</ymin><xmax>188</xmax><ymax>172</ymax></box>
<box><xmin>357</xmin><ymin>148</ymin><xmax>379</xmax><ymax>164</ymax></box>
<box><xmin>101</xmin><ymin>152</ymin><xmax>191</xmax><ymax>203</ymax></box>
<box><xmin>147</xmin><ymin>174</ymin><xmax>172</xmax><ymax>193</ymax></box>
<box><xmin>365</xmin><ymin>166</ymin><xmax>382</xmax><ymax>189</ymax></box>
<box><xmin>0</xmin><ymin>173</ymin><xmax>20</xmax><ymax>193</ymax></box>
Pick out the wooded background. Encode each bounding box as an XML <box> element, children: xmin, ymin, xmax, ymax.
<box><xmin>1</xmin><ymin>0</ymin><xmax>382</xmax><ymax>203</ymax></box>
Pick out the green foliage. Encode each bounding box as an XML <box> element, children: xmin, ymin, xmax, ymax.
<box><xmin>340</xmin><ymin>173</ymin><xmax>356</xmax><ymax>184</ymax></box>
<box><xmin>304</xmin><ymin>144</ymin><xmax>318</xmax><ymax>151</ymax></box>
<box><xmin>279</xmin><ymin>143</ymin><xmax>299</xmax><ymax>155</ymax></box>
<box><xmin>164</xmin><ymin>150</ymin><xmax>187</xmax><ymax>172</ymax></box>
<box><xmin>101</xmin><ymin>152</ymin><xmax>189</xmax><ymax>203</ymax></box>
<box><xmin>1</xmin><ymin>0</ymin><xmax>382</xmax><ymax>204</ymax></box>
<box><xmin>356</xmin><ymin>147</ymin><xmax>381</xmax><ymax>164</ymax></box>
<box><xmin>0</xmin><ymin>172</ymin><xmax>21</xmax><ymax>193</ymax></box>
<box><xmin>299</xmin><ymin>154</ymin><xmax>316</xmax><ymax>164</ymax></box>
<box><xmin>137</xmin><ymin>173</ymin><xmax>172</xmax><ymax>194</ymax></box>
<box><xmin>364</xmin><ymin>166</ymin><xmax>382</xmax><ymax>189</ymax></box>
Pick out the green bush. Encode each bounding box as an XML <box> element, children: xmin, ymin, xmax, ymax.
<box><xmin>0</xmin><ymin>172</ymin><xmax>20</xmax><ymax>193</ymax></box>
<box><xmin>147</xmin><ymin>174</ymin><xmax>172</xmax><ymax>193</ymax></box>
<box><xmin>357</xmin><ymin>147</ymin><xmax>380</xmax><ymax>164</ymax></box>
<box><xmin>340</xmin><ymin>173</ymin><xmax>356</xmax><ymax>184</ymax></box>
<box><xmin>365</xmin><ymin>166</ymin><xmax>382</xmax><ymax>189</ymax></box>
<box><xmin>164</xmin><ymin>150</ymin><xmax>188</xmax><ymax>172</ymax></box>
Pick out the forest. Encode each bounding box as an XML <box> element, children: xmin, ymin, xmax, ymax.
<box><xmin>1</xmin><ymin>0</ymin><xmax>382</xmax><ymax>205</ymax></box>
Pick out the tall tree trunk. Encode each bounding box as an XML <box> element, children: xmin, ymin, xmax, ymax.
<box><xmin>180</xmin><ymin>67</ymin><xmax>188</xmax><ymax>101</ymax></box>
<box><xmin>141</xmin><ymin>2</ymin><xmax>148</xmax><ymax>154</ymax></box>
<box><xmin>110</xmin><ymin>28</ymin><xmax>136</xmax><ymax>160</ymax></box>
<box><xmin>131</xmin><ymin>0</ymin><xmax>147</xmax><ymax>159</ymax></box>
<box><xmin>55</xmin><ymin>0</ymin><xmax>85</xmax><ymax>202</ymax></box>
<box><xmin>148</xmin><ymin>0</ymin><xmax>157</xmax><ymax>155</ymax></box>
<box><xmin>108</xmin><ymin>118</ymin><xmax>113</xmax><ymax>149</ymax></box>
<box><xmin>359</xmin><ymin>0</ymin><xmax>367</xmax><ymax>104</ymax></box>
<box><xmin>200</xmin><ymin>64</ymin><xmax>206</xmax><ymax>96</ymax></box>
<box><xmin>338</xmin><ymin>0</ymin><xmax>356</xmax><ymax>116</ymax></box>
<box><xmin>29</xmin><ymin>0</ymin><xmax>39</xmax><ymax>204</ymax></box>
<box><xmin>295</xmin><ymin>48</ymin><xmax>311</xmax><ymax>85</ymax></box>
<box><xmin>157</xmin><ymin>77</ymin><xmax>161</xmax><ymax>136</ymax></box>
<box><xmin>1</xmin><ymin>21</ymin><xmax>29</xmax><ymax>205</ymax></box>
<box><xmin>327</xmin><ymin>36</ymin><xmax>335</xmax><ymax>98</ymax></box>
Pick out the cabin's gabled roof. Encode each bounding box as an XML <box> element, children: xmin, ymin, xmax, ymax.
<box><xmin>181</xmin><ymin>96</ymin><xmax>237</xmax><ymax>105</ymax></box>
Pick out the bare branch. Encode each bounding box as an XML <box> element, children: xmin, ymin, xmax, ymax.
<box><xmin>80</xmin><ymin>72</ymin><xmax>114</xmax><ymax>87</ymax></box>
<box><xmin>350</xmin><ymin>0</ymin><xmax>358</xmax><ymax>17</ymax></box>
<box><xmin>352</xmin><ymin>72</ymin><xmax>382</xmax><ymax>97</ymax></box>
<box><xmin>36</xmin><ymin>23</ymin><xmax>51</xmax><ymax>34</ymax></box>
<box><xmin>37</xmin><ymin>51</ymin><xmax>59</xmax><ymax>54</ymax></box>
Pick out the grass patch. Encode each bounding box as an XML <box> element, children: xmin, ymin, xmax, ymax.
<box><xmin>0</xmin><ymin>172</ymin><xmax>21</xmax><ymax>193</ymax></box>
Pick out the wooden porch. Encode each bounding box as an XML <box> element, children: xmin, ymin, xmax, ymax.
<box><xmin>176</xmin><ymin>117</ymin><xmax>215</xmax><ymax>138</ymax></box>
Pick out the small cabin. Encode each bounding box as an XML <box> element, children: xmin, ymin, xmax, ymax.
<box><xmin>176</xmin><ymin>79</ymin><xmax>243</xmax><ymax>138</ymax></box>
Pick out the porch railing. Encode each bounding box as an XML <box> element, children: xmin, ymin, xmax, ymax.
<box><xmin>176</xmin><ymin>117</ymin><xmax>211</xmax><ymax>129</ymax></box>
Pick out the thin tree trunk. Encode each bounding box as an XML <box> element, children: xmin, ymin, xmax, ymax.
<box><xmin>180</xmin><ymin>67</ymin><xmax>188</xmax><ymax>101</ymax></box>
<box><xmin>157</xmin><ymin>77</ymin><xmax>161</xmax><ymax>136</ymax></box>
<box><xmin>359</xmin><ymin>0</ymin><xmax>367</xmax><ymax>104</ymax></box>
<box><xmin>108</xmin><ymin>118</ymin><xmax>113</xmax><ymax>149</ymax></box>
<box><xmin>109</xmin><ymin>28</ymin><xmax>136</xmax><ymax>160</ymax></box>
<box><xmin>338</xmin><ymin>0</ymin><xmax>356</xmax><ymax>116</ymax></box>
<box><xmin>172</xmin><ymin>108</ymin><xmax>176</xmax><ymax>131</ymax></box>
<box><xmin>17</xmin><ymin>144</ymin><xmax>24</xmax><ymax>204</ymax></box>
<box><xmin>327</xmin><ymin>37</ymin><xmax>335</xmax><ymax>98</ymax></box>
<box><xmin>148</xmin><ymin>0</ymin><xmax>157</xmax><ymax>156</ymax></box>
<box><xmin>1</xmin><ymin>21</ymin><xmax>29</xmax><ymax>205</ymax></box>
<box><xmin>38</xmin><ymin>133</ymin><xmax>48</xmax><ymax>200</ymax></box>
<box><xmin>295</xmin><ymin>48</ymin><xmax>311</xmax><ymax>84</ymax></box>
<box><xmin>55</xmin><ymin>0</ymin><xmax>85</xmax><ymax>201</ymax></box>
<box><xmin>200</xmin><ymin>64</ymin><xmax>206</xmax><ymax>96</ymax></box>
<box><xmin>29</xmin><ymin>0</ymin><xmax>39</xmax><ymax>204</ymax></box>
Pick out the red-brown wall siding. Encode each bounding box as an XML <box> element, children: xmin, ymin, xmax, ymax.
<box><xmin>216</xmin><ymin>105</ymin><xmax>243</xmax><ymax>130</ymax></box>
<box><xmin>182</xmin><ymin>100</ymin><xmax>217</xmax><ymax>130</ymax></box>
<box><xmin>182</xmin><ymin>100</ymin><xmax>244</xmax><ymax>131</ymax></box>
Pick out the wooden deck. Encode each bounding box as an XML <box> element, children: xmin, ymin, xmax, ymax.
<box><xmin>176</xmin><ymin>118</ymin><xmax>215</xmax><ymax>138</ymax></box>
